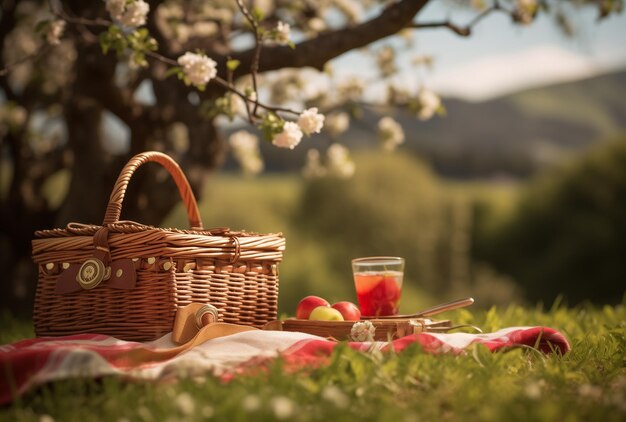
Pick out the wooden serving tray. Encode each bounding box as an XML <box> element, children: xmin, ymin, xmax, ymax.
<box><xmin>263</xmin><ymin>318</ymin><xmax>453</xmax><ymax>341</ymax></box>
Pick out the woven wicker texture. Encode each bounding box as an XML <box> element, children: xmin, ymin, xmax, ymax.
<box><xmin>32</xmin><ymin>152</ymin><xmax>285</xmax><ymax>341</ymax></box>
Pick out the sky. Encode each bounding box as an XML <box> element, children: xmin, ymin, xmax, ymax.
<box><xmin>333</xmin><ymin>1</ymin><xmax>626</xmax><ymax>102</ymax></box>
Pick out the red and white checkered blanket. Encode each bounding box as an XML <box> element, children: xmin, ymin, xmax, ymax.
<box><xmin>0</xmin><ymin>326</ymin><xmax>569</xmax><ymax>405</ymax></box>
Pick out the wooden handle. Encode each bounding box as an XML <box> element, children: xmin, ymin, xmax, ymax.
<box><xmin>103</xmin><ymin>151</ymin><xmax>203</xmax><ymax>229</ymax></box>
<box><xmin>414</xmin><ymin>297</ymin><xmax>475</xmax><ymax>318</ymax></box>
<box><xmin>362</xmin><ymin>297</ymin><xmax>475</xmax><ymax>320</ymax></box>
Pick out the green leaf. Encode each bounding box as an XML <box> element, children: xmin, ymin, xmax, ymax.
<box><xmin>258</xmin><ymin>113</ymin><xmax>285</xmax><ymax>142</ymax></box>
<box><xmin>35</xmin><ymin>20</ymin><xmax>50</xmax><ymax>34</ymax></box>
<box><xmin>99</xmin><ymin>32</ymin><xmax>111</xmax><ymax>55</ymax></box>
<box><xmin>227</xmin><ymin>59</ymin><xmax>241</xmax><ymax>72</ymax></box>
<box><xmin>146</xmin><ymin>37</ymin><xmax>158</xmax><ymax>52</ymax></box>
<box><xmin>251</xmin><ymin>7</ymin><xmax>264</xmax><ymax>22</ymax></box>
<box><xmin>136</xmin><ymin>28</ymin><xmax>149</xmax><ymax>38</ymax></box>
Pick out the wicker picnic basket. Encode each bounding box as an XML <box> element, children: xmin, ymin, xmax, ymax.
<box><xmin>32</xmin><ymin>151</ymin><xmax>285</xmax><ymax>341</ymax></box>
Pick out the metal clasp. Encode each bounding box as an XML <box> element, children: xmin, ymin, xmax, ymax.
<box><xmin>76</xmin><ymin>258</ymin><xmax>111</xmax><ymax>290</ymax></box>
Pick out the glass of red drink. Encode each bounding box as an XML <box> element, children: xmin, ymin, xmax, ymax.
<box><xmin>352</xmin><ymin>257</ymin><xmax>405</xmax><ymax>317</ymax></box>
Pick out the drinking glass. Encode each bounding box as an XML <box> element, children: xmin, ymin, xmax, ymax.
<box><xmin>352</xmin><ymin>256</ymin><xmax>405</xmax><ymax>317</ymax></box>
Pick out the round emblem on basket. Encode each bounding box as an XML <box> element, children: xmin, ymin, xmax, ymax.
<box><xmin>76</xmin><ymin>258</ymin><xmax>110</xmax><ymax>290</ymax></box>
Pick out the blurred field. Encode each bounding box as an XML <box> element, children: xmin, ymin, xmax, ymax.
<box><xmin>6</xmin><ymin>136</ymin><xmax>621</xmax><ymax>316</ymax></box>
<box><xmin>163</xmin><ymin>137</ymin><xmax>626</xmax><ymax>313</ymax></box>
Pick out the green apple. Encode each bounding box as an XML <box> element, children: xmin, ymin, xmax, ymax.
<box><xmin>309</xmin><ymin>306</ymin><xmax>344</xmax><ymax>321</ymax></box>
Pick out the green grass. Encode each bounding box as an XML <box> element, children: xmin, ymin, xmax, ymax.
<box><xmin>2</xmin><ymin>303</ymin><xmax>625</xmax><ymax>421</ymax></box>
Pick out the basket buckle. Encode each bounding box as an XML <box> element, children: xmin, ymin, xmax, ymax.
<box><xmin>76</xmin><ymin>258</ymin><xmax>111</xmax><ymax>290</ymax></box>
<box><xmin>195</xmin><ymin>304</ymin><xmax>219</xmax><ymax>329</ymax></box>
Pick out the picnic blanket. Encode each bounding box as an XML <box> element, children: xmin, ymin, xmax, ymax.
<box><xmin>0</xmin><ymin>326</ymin><xmax>569</xmax><ymax>405</ymax></box>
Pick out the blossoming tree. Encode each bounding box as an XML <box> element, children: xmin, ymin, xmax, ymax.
<box><xmin>0</xmin><ymin>0</ymin><xmax>621</xmax><ymax>312</ymax></box>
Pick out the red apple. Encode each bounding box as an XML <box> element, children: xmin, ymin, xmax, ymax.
<box><xmin>331</xmin><ymin>301</ymin><xmax>361</xmax><ymax>321</ymax></box>
<box><xmin>295</xmin><ymin>295</ymin><xmax>330</xmax><ymax>319</ymax></box>
<box><xmin>309</xmin><ymin>306</ymin><xmax>344</xmax><ymax>321</ymax></box>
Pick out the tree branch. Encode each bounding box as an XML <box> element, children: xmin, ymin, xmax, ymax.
<box><xmin>409</xmin><ymin>1</ymin><xmax>511</xmax><ymax>37</ymax></box>
<box><xmin>227</xmin><ymin>0</ymin><xmax>430</xmax><ymax>74</ymax></box>
<box><xmin>410</xmin><ymin>21</ymin><xmax>472</xmax><ymax>36</ymax></box>
<box><xmin>233</xmin><ymin>0</ymin><xmax>263</xmax><ymax>117</ymax></box>
<box><xmin>0</xmin><ymin>46</ymin><xmax>52</xmax><ymax>77</ymax></box>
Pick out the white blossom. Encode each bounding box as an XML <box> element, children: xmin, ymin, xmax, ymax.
<box><xmin>524</xmin><ymin>381</ymin><xmax>544</xmax><ymax>399</ymax></box>
<box><xmin>471</xmin><ymin>0</ymin><xmax>487</xmax><ymax>10</ymax></box>
<box><xmin>417</xmin><ymin>86</ymin><xmax>442</xmax><ymax>121</ymax></box>
<box><xmin>302</xmin><ymin>144</ymin><xmax>354</xmax><ymax>179</ymax></box>
<box><xmin>376</xmin><ymin>46</ymin><xmax>396</xmax><ymax>77</ymax></box>
<box><xmin>515</xmin><ymin>0</ymin><xmax>538</xmax><ymax>24</ymax></box>
<box><xmin>229</xmin><ymin>130</ymin><xmax>258</xmax><ymax>154</ymax></box>
<box><xmin>274</xmin><ymin>21</ymin><xmax>291</xmax><ymax>45</ymax></box>
<box><xmin>42</xmin><ymin>40</ymin><xmax>77</xmax><ymax>94</ymax></box>
<box><xmin>177</xmin><ymin>52</ymin><xmax>217</xmax><ymax>88</ymax></box>
<box><xmin>120</xmin><ymin>0</ymin><xmax>149</xmax><ymax>28</ymax></box>
<box><xmin>297</xmin><ymin>107</ymin><xmax>325</xmax><ymax>136</ymax></box>
<box><xmin>106</xmin><ymin>0</ymin><xmax>149</xmax><ymax>28</ymax></box>
<box><xmin>334</xmin><ymin>0</ymin><xmax>362</xmax><ymax>23</ymax></box>
<box><xmin>192</xmin><ymin>21</ymin><xmax>219</xmax><ymax>38</ymax></box>
<box><xmin>578</xmin><ymin>383</ymin><xmax>602</xmax><ymax>400</ymax></box>
<box><xmin>229</xmin><ymin>130</ymin><xmax>264</xmax><ymax>176</ymax></box>
<box><xmin>105</xmin><ymin>0</ymin><xmax>125</xmax><ymax>20</ymax></box>
<box><xmin>239</xmin><ymin>158</ymin><xmax>263</xmax><ymax>175</ymax></box>
<box><xmin>325</xmin><ymin>112</ymin><xmax>350</xmax><ymax>136</ymax></box>
<box><xmin>350</xmin><ymin>320</ymin><xmax>376</xmax><ymax>342</ymax></box>
<box><xmin>272</xmin><ymin>122</ymin><xmax>303</xmax><ymax>149</ymax></box>
<box><xmin>302</xmin><ymin>149</ymin><xmax>326</xmax><ymax>179</ymax></box>
<box><xmin>201</xmin><ymin>406</ymin><xmax>214</xmax><ymax>418</ymax></box>
<box><xmin>0</xmin><ymin>102</ymin><xmax>27</xmax><ymax>136</ymax></box>
<box><xmin>229</xmin><ymin>94</ymin><xmax>247</xmax><ymax>116</ymax></box>
<box><xmin>46</xmin><ymin>20</ymin><xmax>65</xmax><ymax>45</ymax></box>
<box><xmin>242</xmin><ymin>394</ymin><xmax>261</xmax><ymax>412</ymax></box>
<box><xmin>307</xmin><ymin>17</ymin><xmax>326</xmax><ymax>32</ymax></box>
<box><xmin>377</xmin><ymin>116</ymin><xmax>404</xmax><ymax>151</ymax></box>
<box><xmin>174</xmin><ymin>392</ymin><xmax>195</xmax><ymax>415</ymax></box>
<box><xmin>270</xmin><ymin>396</ymin><xmax>295</xmax><ymax>419</ymax></box>
<box><xmin>326</xmin><ymin>143</ymin><xmax>355</xmax><ymax>178</ymax></box>
<box><xmin>0</xmin><ymin>103</ymin><xmax>27</xmax><ymax>128</ymax></box>
<box><xmin>411</xmin><ymin>54</ymin><xmax>434</xmax><ymax>69</ymax></box>
<box><xmin>321</xmin><ymin>385</ymin><xmax>350</xmax><ymax>409</ymax></box>
<box><xmin>338</xmin><ymin>77</ymin><xmax>364</xmax><ymax>101</ymax></box>
<box><xmin>517</xmin><ymin>0</ymin><xmax>538</xmax><ymax>10</ymax></box>
<box><xmin>167</xmin><ymin>122</ymin><xmax>190</xmax><ymax>153</ymax></box>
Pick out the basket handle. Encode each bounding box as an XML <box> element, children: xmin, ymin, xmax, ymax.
<box><xmin>103</xmin><ymin>151</ymin><xmax>203</xmax><ymax>229</ymax></box>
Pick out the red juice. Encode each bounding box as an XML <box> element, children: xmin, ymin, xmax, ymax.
<box><xmin>354</xmin><ymin>271</ymin><xmax>403</xmax><ymax>316</ymax></box>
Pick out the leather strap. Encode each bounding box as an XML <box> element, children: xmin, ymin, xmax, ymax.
<box><xmin>112</xmin><ymin>317</ymin><xmax>258</xmax><ymax>367</ymax></box>
<box><xmin>56</xmin><ymin>258</ymin><xmax>136</xmax><ymax>294</ymax></box>
<box><xmin>170</xmin><ymin>303</ymin><xmax>258</xmax><ymax>347</ymax></box>
<box><xmin>166</xmin><ymin>321</ymin><xmax>257</xmax><ymax>355</ymax></box>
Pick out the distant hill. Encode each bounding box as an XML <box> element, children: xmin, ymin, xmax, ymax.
<box><xmin>234</xmin><ymin>69</ymin><xmax>626</xmax><ymax>179</ymax></box>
